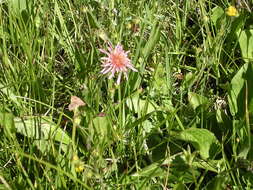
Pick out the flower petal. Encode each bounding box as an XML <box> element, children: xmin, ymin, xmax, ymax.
<box><xmin>99</xmin><ymin>43</ymin><xmax>138</xmax><ymax>85</ymax></box>
<box><xmin>116</xmin><ymin>72</ymin><xmax>122</xmax><ymax>85</ymax></box>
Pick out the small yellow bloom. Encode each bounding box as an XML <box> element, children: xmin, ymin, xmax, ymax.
<box><xmin>81</xmin><ymin>6</ymin><xmax>88</xmax><ymax>13</ymax></box>
<box><xmin>72</xmin><ymin>154</ymin><xmax>85</xmax><ymax>172</ymax></box>
<box><xmin>126</xmin><ymin>23</ymin><xmax>132</xmax><ymax>29</ymax></box>
<box><xmin>72</xmin><ymin>155</ymin><xmax>79</xmax><ymax>161</ymax></box>
<box><xmin>75</xmin><ymin>164</ymin><xmax>84</xmax><ymax>172</ymax></box>
<box><xmin>226</xmin><ymin>6</ymin><xmax>239</xmax><ymax>17</ymax></box>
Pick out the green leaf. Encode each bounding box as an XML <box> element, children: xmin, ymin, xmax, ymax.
<box><xmin>142</xmin><ymin>120</ymin><xmax>155</xmax><ymax>133</ymax></box>
<box><xmin>0</xmin><ymin>112</ymin><xmax>16</xmax><ymax>139</ymax></box>
<box><xmin>228</xmin><ymin>63</ymin><xmax>253</xmax><ymax>116</ymax></box>
<box><xmin>131</xmin><ymin>162</ymin><xmax>165</xmax><ymax>178</ymax></box>
<box><xmin>13</xmin><ymin>116</ymin><xmax>71</xmax><ymax>153</ymax></box>
<box><xmin>238</xmin><ymin>30</ymin><xmax>253</xmax><ymax>62</ymax></box>
<box><xmin>162</xmin><ymin>154</ymin><xmax>201</xmax><ymax>183</ymax></box>
<box><xmin>173</xmin><ymin>183</ymin><xmax>186</xmax><ymax>190</ymax></box>
<box><xmin>153</xmin><ymin>63</ymin><xmax>169</xmax><ymax>94</ymax></box>
<box><xmin>125</xmin><ymin>112</ymin><xmax>154</xmax><ymax>131</ymax></box>
<box><xmin>142</xmin><ymin>23</ymin><xmax>160</xmax><ymax>58</ymax></box>
<box><xmin>228</xmin><ymin>64</ymin><xmax>246</xmax><ymax>116</ymax></box>
<box><xmin>192</xmin><ymin>159</ymin><xmax>225</xmax><ymax>173</ymax></box>
<box><xmin>211</xmin><ymin>6</ymin><xmax>224</xmax><ymax>27</ymax></box>
<box><xmin>188</xmin><ymin>92</ymin><xmax>209</xmax><ymax>110</ymax></box>
<box><xmin>14</xmin><ymin>116</ymin><xmax>71</xmax><ymax>145</ymax></box>
<box><xmin>9</xmin><ymin>0</ymin><xmax>27</xmax><ymax>13</ymax></box>
<box><xmin>91</xmin><ymin>115</ymin><xmax>108</xmax><ymax>138</ymax></box>
<box><xmin>183</xmin><ymin>72</ymin><xmax>195</xmax><ymax>88</ymax></box>
<box><xmin>178</xmin><ymin>128</ymin><xmax>220</xmax><ymax>159</ymax></box>
<box><xmin>1</xmin><ymin>114</ymin><xmax>71</xmax><ymax>152</ymax></box>
<box><xmin>126</xmin><ymin>96</ymin><xmax>156</xmax><ymax>114</ymax></box>
<box><xmin>205</xmin><ymin>176</ymin><xmax>228</xmax><ymax>190</ymax></box>
<box><xmin>0</xmin><ymin>82</ymin><xmax>22</xmax><ymax>109</ymax></box>
<box><xmin>147</xmin><ymin>132</ymin><xmax>167</xmax><ymax>161</ymax></box>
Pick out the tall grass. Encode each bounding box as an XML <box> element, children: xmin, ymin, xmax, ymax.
<box><xmin>1</xmin><ymin>0</ymin><xmax>253</xmax><ymax>189</ymax></box>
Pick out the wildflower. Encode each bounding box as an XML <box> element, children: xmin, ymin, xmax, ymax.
<box><xmin>75</xmin><ymin>164</ymin><xmax>84</xmax><ymax>172</ymax></box>
<box><xmin>99</xmin><ymin>43</ymin><xmax>137</xmax><ymax>85</ymax></box>
<box><xmin>226</xmin><ymin>6</ymin><xmax>239</xmax><ymax>17</ymax></box>
<box><xmin>72</xmin><ymin>154</ymin><xmax>79</xmax><ymax>161</ymax></box>
<box><xmin>72</xmin><ymin>155</ymin><xmax>85</xmax><ymax>172</ymax></box>
<box><xmin>68</xmin><ymin>96</ymin><xmax>85</xmax><ymax>126</ymax></box>
<box><xmin>81</xmin><ymin>6</ymin><xmax>88</xmax><ymax>13</ymax></box>
<box><xmin>68</xmin><ymin>96</ymin><xmax>86</xmax><ymax>111</ymax></box>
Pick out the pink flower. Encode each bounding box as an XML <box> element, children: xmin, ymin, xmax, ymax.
<box><xmin>100</xmin><ymin>43</ymin><xmax>137</xmax><ymax>85</ymax></box>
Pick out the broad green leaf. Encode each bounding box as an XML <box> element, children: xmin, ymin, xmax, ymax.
<box><xmin>228</xmin><ymin>64</ymin><xmax>246</xmax><ymax>116</ymax></box>
<box><xmin>216</xmin><ymin>109</ymin><xmax>232</xmax><ymax>133</ymax></box>
<box><xmin>238</xmin><ymin>30</ymin><xmax>253</xmax><ymax>62</ymax></box>
<box><xmin>178</xmin><ymin>128</ymin><xmax>220</xmax><ymax>159</ymax></box>
<box><xmin>33</xmin><ymin>139</ymin><xmax>51</xmax><ymax>153</ymax></box>
<box><xmin>211</xmin><ymin>6</ymin><xmax>224</xmax><ymax>27</ymax></box>
<box><xmin>183</xmin><ymin>72</ymin><xmax>195</xmax><ymax>88</ymax></box>
<box><xmin>188</xmin><ymin>92</ymin><xmax>209</xmax><ymax>110</ymax></box>
<box><xmin>162</xmin><ymin>154</ymin><xmax>201</xmax><ymax>183</ymax></box>
<box><xmin>0</xmin><ymin>114</ymin><xmax>71</xmax><ymax>152</ymax></box>
<box><xmin>126</xmin><ymin>96</ymin><xmax>156</xmax><ymax>114</ymax></box>
<box><xmin>91</xmin><ymin>115</ymin><xmax>108</xmax><ymax>138</ymax></box>
<box><xmin>8</xmin><ymin>0</ymin><xmax>27</xmax><ymax>13</ymax></box>
<box><xmin>0</xmin><ymin>112</ymin><xmax>16</xmax><ymax>139</ymax></box>
<box><xmin>216</xmin><ymin>109</ymin><xmax>226</xmax><ymax>124</ymax></box>
<box><xmin>14</xmin><ymin>116</ymin><xmax>71</xmax><ymax>145</ymax></box>
<box><xmin>228</xmin><ymin>63</ymin><xmax>253</xmax><ymax>116</ymax></box>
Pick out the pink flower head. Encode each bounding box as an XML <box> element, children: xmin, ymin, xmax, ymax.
<box><xmin>99</xmin><ymin>43</ymin><xmax>137</xmax><ymax>85</ymax></box>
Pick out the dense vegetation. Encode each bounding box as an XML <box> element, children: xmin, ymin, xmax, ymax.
<box><xmin>1</xmin><ymin>0</ymin><xmax>253</xmax><ymax>189</ymax></box>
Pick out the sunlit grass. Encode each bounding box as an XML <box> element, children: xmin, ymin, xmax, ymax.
<box><xmin>1</xmin><ymin>0</ymin><xmax>253</xmax><ymax>189</ymax></box>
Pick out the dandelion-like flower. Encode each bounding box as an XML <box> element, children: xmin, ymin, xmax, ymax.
<box><xmin>226</xmin><ymin>6</ymin><xmax>239</xmax><ymax>17</ymax></box>
<box><xmin>100</xmin><ymin>43</ymin><xmax>137</xmax><ymax>85</ymax></box>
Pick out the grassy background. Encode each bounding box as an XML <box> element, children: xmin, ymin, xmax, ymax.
<box><xmin>1</xmin><ymin>0</ymin><xmax>253</xmax><ymax>189</ymax></box>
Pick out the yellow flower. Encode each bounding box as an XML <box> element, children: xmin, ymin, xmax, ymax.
<box><xmin>72</xmin><ymin>154</ymin><xmax>85</xmax><ymax>172</ymax></box>
<box><xmin>75</xmin><ymin>164</ymin><xmax>84</xmax><ymax>172</ymax></box>
<box><xmin>226</xmin><ymin>6</ymin><xmax>239</xmax><ymax>17</ymax></box>
<box><xmin>72</xmin><ymin>154</ymin><xmax>79</xmax><ymax>161</ymax></box>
